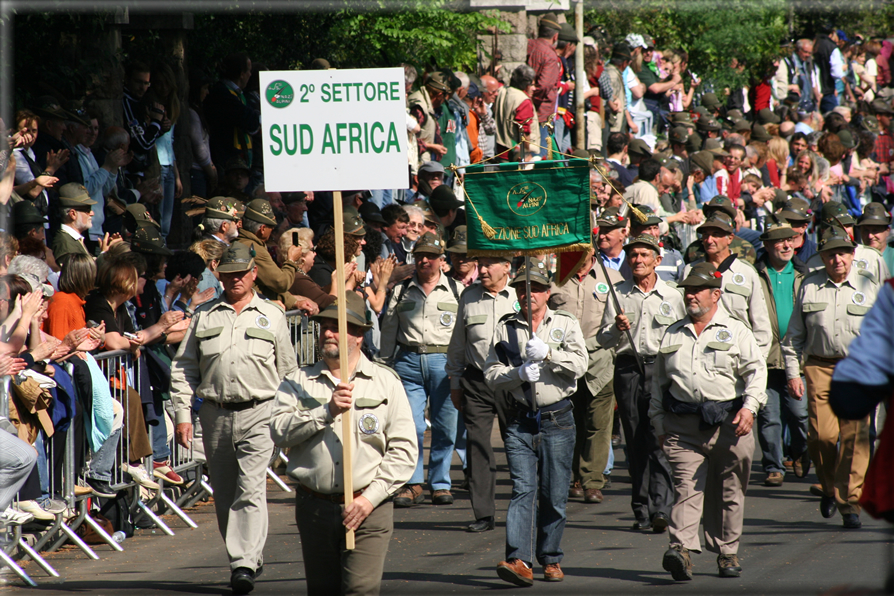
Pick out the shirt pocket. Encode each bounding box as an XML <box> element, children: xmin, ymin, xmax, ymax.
<box><xmin>705</xmin><ymin>341</ymin><xmax>732</xmax><ymax>369</ymax></box>
<box><xmin>355</xmin><ymin>401</ymin><xmax>387</xmax><ymax>451</ymax></box>
<box><xmin>802</xmin><ymin>301</ymin><xmax>828</xmax><ymax>325</ymax></box>
<box><xmin>196</xmin><ymin>326</ymin><xmax>224</xmax><ymax>357</ymax></box>
<box><xmin>465</xmin><ymin>313</ymin><xmax>489</xmax><ymax>344</ymax></box>
<box><xmin>435</xmin><ymin>301</ymin><xmax>458</xmax><ymax>330</ymax></box>
<box><xmin>246</xmin><ymin>327</ymin><xmax>275</xmax><ymax>359</ymax></box>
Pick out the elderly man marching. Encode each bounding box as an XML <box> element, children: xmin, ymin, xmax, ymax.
<box><xmin>651</xmin><ymin>262</ymin><xmax>767</xmax><ymax>581</ymax></box>
<box><xmin>484</xmin><ymin>259</ymin><xmax>587</xmax><ymax>586</ymax></box>
<box><xmin>270</xmin><ymin>291</ymin><xmax>417</xmax><ymax>595</ymax></box>
<box><xmin>782</xmin><ymin>227</ymin><xmax>882</xmax><ymax>529</ymax></box>
<box><xmin>172</xmin><ymin>243</ymin><xmax>298</xmax><ymax>595</ymax></box>
<box><xmin>598</xmin><ymin>234</ymin><xmax>684</xmax><ymax>532</ymax></box>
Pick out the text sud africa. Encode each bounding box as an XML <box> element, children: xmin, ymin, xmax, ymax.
<box><xmin>268</xmin><ymin>122</ymin><xmax>402</xmax><ymax>156</ymax></box>
<box><xmin>493</xmin><ymin>222</ymin><xmax>571</xmax><ymax>240</ymax></box>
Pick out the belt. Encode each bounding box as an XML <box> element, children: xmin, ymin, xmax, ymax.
<box><xmin>517</xmin><ymin>397</ymin><xmax>573</xmax><ymax>416</ymax></box>
<box><xmin>206</xmin><ymin>398</ymin><xmax>272</xmax><ymax>411</ymax></box>
<box><xmin>299</xmin><ymin>484</ymin><xmax>366</xmax><ymax>504</ymax></box>
<box><xmin>399</xmin><ymin>343</ymin><xmax>449</xmax><ymax>354</ymax></box>
<box><xmin>463</xmin><ymin>365</ymin><xmax>485</xmax><ymax>382</ymax></box>
<box><xmin>807</xmin><ymin>355</ymin><xmax>844</xmax><ymax>365</ymax></box>
<box><xmin>617</xmin><ymin>353</ymin><xmax>656</xmax><ymax>366</ymax></box>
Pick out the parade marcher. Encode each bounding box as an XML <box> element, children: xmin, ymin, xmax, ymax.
<box><xmin>855</xmin><ymin>202</ymin><xmax>892</xmax><ymax>274</ymax></box>
<box><xmin>629</xmin><ymin>205</ymin><xmax>686</xmax><ymax>283</ymax></box>
<box><xmin>805</xmin><ymin>202</ymin><xmax>889</xmax><ymax>283</ymax></box>
<box><xmin>779</xmin><ymin>198</ymin><xmax>818</xmax><ymax>263</ymax></box>
<box><xmin>380</xmin><ymin>232</ymin><xmax>462</xmax><ymax>507</ymax></box>
<box><xmin>549</xmin><ymin>247</ymin><xmax>621</xmax><ymax>504</ymax></box>
<box><xmin>485</xmin><ymin>259</ymin><xmax>587</xmax><ymax>586</ymax></box>
<box><xmin>445</xmin><ymin>253</ymin><xmax>515</xmax><ymax>532</ymax></box>
<box><xmin>598</xmin><ymin>234</ymin><xmax>684</xmax><ymax>531</ymax></box>
<box><xmin>269</xmin><ymin>291</ymin><xmax>417</xmax><ymax>596</ymax></box>
<box><xmin>782</xmin><ymin>227</ymin><xmax>882</xmax><ymax>529</ymax></box>
<box><xmin>754</xmin><ymin>213</ymin><xmax>809</xmax><ymax>487</ymax></box>
<box><xmin>652</xmin><ymin>262</ymin><xmax>768</xmax><ymax>581</ymax></box>
<box><xmin>683</xmin><ymin>195</ymin><xmax>757</xmax><ymax>265</ymax></box>
<box><xmin>172</xmin><ymin>242</ymin><xmax>298</xmax><ymax>595</ymax></box>
<box><xmin>683</xmin><ymin>210</ymin><xmax>773</xmax><ymax>360</ymax></box>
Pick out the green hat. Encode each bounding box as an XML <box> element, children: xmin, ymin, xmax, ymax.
<box><xmin>773</xmin><ymin>188</ymin><xmax>790</xmax><ymax>210</ymax></box>
<box><xmin>31</xmin><ymin>96</ymin><xmax>74</xmax><ymax>123</ymax></box>
<box><xmin>733</xmin><ymin>119</ymin><xmax>752</xmax><ymax>133</ymax></box>
<box><xmin>425</xmin><ymin>72</ymin><xmax>451</xmax><ymax>93</ymax></box>
<box><xmin>446</xmin><ymin>225</ymin><xmax>468</xmax><ymax>254</ymax></box>
<box><xmin>862</xmin><ymin>115</ymin><xmax>881</xmax><ymax>133</ymax></box>
<box><xmin>124</xmin><ymin>203</ymin><xmax>160</xmax><ymax>234</ymax></box>
<box><xmin>629</xmin><ymin>204</ymin><xmax>662</xmax><ymax>227</ymax></box>
<box><xmin>757</xmin><ymin>108</ymin><xmax>781</xmax><ymax>125</ymax></box>
<box><xmin>703</xmin><ymin>195</ymin><xmax>737</xmax><ymax>219</ymax></box>
<box><xmin>751</xmin><ymin>123</ymin><xmax>772</xmax><ymax>143</ymax></box>
<box><xmin>680</xmin><ymin>261</ymin><xmax>723</xmax><ymax>288</ymax></box>
<box><xmin>685</xmin><ymin>131</ymin><xmax>703</xmax><ymax>154</ymax></box>
<box><xmin>690</xmin><ymin>151</ymin><xmax>714</xmax><ymax>175</ymax></box>
<box><xmin>871</xmin><ymin>98</ymin><xmax>894</xmax><ymax>115</ymax></box>
<box><xmin>205</xmin><ymin>196</ymin><xmax>240</xmax><ymax>221</ymax></box>
<box><xmin>344</xmin><ymin>210</ymin><xmax>366</xmax><ymax>236</ymax></box>
<box><xmin>218</xmin><ymin>242</ymin><xmax>256</xmax><ymax>273</ymax></box>
<box><xmin>669</xmin><ymin>127</ymin><xmax>690</xmax><ymax>145</ymax></box>
<box><xmin>313</xmin><ymin>290</ymin><xmax>373</xmax><ymax>330</ymax></box>
<box><xmin>429</xmin><ymin>185</ymin><xmax>463</xmax><ymax>212</ymax></box>
<box><xmin>413</xmin><ymin>231</ymin><xmax>445</xmax><ymax>255</ymax></box>
<box><xmin>539</xmin><ymin>12</ymin><xmax>561</xmax><ymax>30</ymax></box>
<box><xmin>558</xmin><ymin>23</ymin><xmax>579</xmax><ymax>43</ymax></box>
<box><xmin>510</xmin><ymin>258</ymin><xmax>550</xmax><ymax>287</ymax></box>
<box><xmin>413</xmin><ymin>200</ymin><xmax>438</xmax><ymax>224</ymax></box>
<box><xmin>58</xmin><ymin>183</ymin><xmax>97</xmax><ymax>209</ymax></box>
<box><xmin>820</xmin><ymin>201</ymin><xmax>855</xmax><ymax>227</ymax></box>
<box><xmin>701</xmin><ymin>92</ymin><xmax>721</xmax><ymax>110</ymax></box>
<box><xmin>12</xmin><ymin>200</ymin><xmax>47</xmax><ymax>226</ymax></box>
<box><xmin>692</xmin><ymin>106</ymin><xmax>710</xmax><ymax>117</ymax></box>
<box><xmin>703</xmin><ymin>138</ymin><xmax>729</xmax><ymax>156</ymax></box>
<box><xmin>760</xmin><ymin>212</ymin><xmax>798</xmax><ymax>241</ymax></box>
<box><xmin>699</xmin><ymin>211</ymin><xmax>735</xmax><ymax>234</ymax></box>
<box><xmin>243</xmin><ymin>199</ymin><xmax>277</xmax><ymax>227</ymax></box>
<box><xmin>669</xmin><ymin>111</ymin><xmax>694</xmax><ymax>125</ymax></box>
<box><xmin>596</xmin><ymin>206</ymin><xmax>628</xmax><ymax>229</ymax></box>
<box><xmin>131</xmin><ymin>226</ymin><xmax>172</xmax><ymax>256</ymax></box>
<box><xmin>856</xmin><ymin>202</ymin><xmax>892</xmax><ymax>227</ymax></box>
<box><xmin>780</xmin><ymin>198</ymin><xmax>812</xmax><ymax>223</ymax></box>
<box><xmin>818</xmin><ymin>226</ymin><xmax>856</xmax><ymax>253</ymax></box>
<box><xmin>225</xmin><ymin>156</ymin><xmax>250</xmax><ymax>173</ymax></box>
<box><xmin>696</xmin><ymin>117</ymin><xmax>721</xmax><ymax>132</ymax></box>
<box><xmin>628</xmin><ymin>138</ymin><xmax>652</xmax><ymax>158</ymax></box>
<box><xmin>837</xmin><ymin>129</ymin><xmax>857</xmax><ymax>150</ymax></box>
<box><xmin>624</xmin><ymin>233</ymin><xmax>661</xmax><ymax>254</ymax></box>
<box><xmin>726</xmin><ymin>109</ymin><xmax>745</xmax><ymax>122</ymax></box>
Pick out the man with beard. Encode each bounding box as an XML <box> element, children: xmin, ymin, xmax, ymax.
<box><xmin>200</xmin><ymin>196</ymin><xmax>241</xmax><ymax>245</ymax></box>
<box><xmin>652</xmin><ymin>262</ymin><xmax>767</xmax><ymax>581</ymax></box>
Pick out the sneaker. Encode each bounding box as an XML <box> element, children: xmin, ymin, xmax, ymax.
<box><xmin>17</xmin><ymin>500</ymin><xmax>56</xmax><ymax>521</ymax></box>
<box><xmin>123</xmin><ymin>463</ymin><xmax>160</xmax><ymax>490</ymax></box>
<box><xmin>38</xmin><ymin>498</ymin><xmax>67</xmax><ymax>514</ymax></box>
<box><xmin>86</xmin><ymin>477</ymin><xmax>118</xmax><ymax>499</ymax></box>
<box><xmin>74</xmin><ymin>483</ymin><xmax>93</xmax><ymax>497</ymax></box>
<box><xmin>1</xmin><ymin>506</ymin><xmax>34</xmax><ymax>526</ymax></box>
<box><xmin>717</xmin><ymin>553</ymin><xmax>742</xmax><ymax>577</ymax></box>
<box><xmin>153</xmin><ymin>460</ymin><xmax>184</xmax><ymax>485</ymax></box>
<box><xmin>663</xmin><ymin>544</ymin><xmax>693</xmax><ymax>581</ymax></box>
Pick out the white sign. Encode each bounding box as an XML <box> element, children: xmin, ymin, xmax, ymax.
<box><xmin>259</xmin><ymin>68</ymin><xmax>408</xmax><ymax>192</ymax></box>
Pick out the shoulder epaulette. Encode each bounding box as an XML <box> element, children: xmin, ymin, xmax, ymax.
<box><xmin>802</xmin><ymin>269</ymin><xmax>826</xmax><ymax>283</ymax></box>
<box><xmin>554</xmin><ymin>309</ymin><xmax>578</xmax><ymax>322</ymax></box>
<box><xmin>498</xmin><ymin>312</ymin><xmax>517</xmax><ymax>324</ymax></box>
<box><xmin>373</xmin><ymin>362</ymin><xmax>401</xmax><ymax>380</ymax></box>
<box><xmin>858</xmin><ymin>269</ymin><xmax>878</xmax><ymax>284</ymax></box>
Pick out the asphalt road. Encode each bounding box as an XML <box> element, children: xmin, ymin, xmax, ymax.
<box><xmin>2</xmin><ymin>434</ymin><xmax>892</xmax><ymax>595</ymax></box>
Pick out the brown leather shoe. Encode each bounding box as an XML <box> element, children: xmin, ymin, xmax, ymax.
<box><xmin>584</xmin><ymin>488</ymin><xmax>603</xmax><ymax>504</ymax></box>
<box><xmin>393</xmin><ymin>484</ymin><xmax>424</xmax><ymax>508</ymax></box>
<box><xmin>568</xmin><ymin>481</ymin><xmax>583</xmax><ymax>499</ymax></box>
<box><xmin>543</xmin><ymin>563</ymin><xmax>564</xmax><ymax>582</ymax></box>
<box><xmin>496</xmin><ymin>559</ymin><xmax>534</xmax><ymax>587</ymax></box>
<box><xmin>431</xmin><ymin>489</ymin><xmax>454</xmax><ymax>505</ymax></box>
<box><xmin>764</xmin><ymin>472</ymin><xmax>784</xmax><ymax>486</ymax></box>
<box><xmin>792</xmin><ymin>452</ymin><xmax>811</xmax><ymax>478</ymax></box>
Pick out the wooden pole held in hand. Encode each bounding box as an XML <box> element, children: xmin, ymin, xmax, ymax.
<box><xmin>332</xmin><ymin>190</ymin><xmax>356</xmax><ymax>550</ymax></box>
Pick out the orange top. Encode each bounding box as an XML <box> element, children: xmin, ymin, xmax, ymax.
<box><xmin>44</xmin><ymin>291</ymin><xmax>86</xmax><ymax>341</ymax></box>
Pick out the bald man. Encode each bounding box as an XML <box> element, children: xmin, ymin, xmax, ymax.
<box><xmin>479</xmin><ymin>75</ymin><xmax>501</xmax><ymax>160</ymax></box>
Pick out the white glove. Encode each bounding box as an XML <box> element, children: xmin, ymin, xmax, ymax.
<box><xmin>519</xmin><ymin>360</ymin><xmax>541</xmax><ymax>383</ymax></box>
<box><xmin>525</xmin><ymin>336</ymin><xmax>550</xmax><ymax>361</ymax></box>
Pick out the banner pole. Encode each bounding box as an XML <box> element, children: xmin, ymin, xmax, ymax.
<box><xmin>525</xmin><ymin>263</ymin><xmax>536</xmax><ymax>408</ymax></box>
<box><xmin>332</xmin><ymin>190</ymin><xmax>356</xmax><ymax>550</ymax></box>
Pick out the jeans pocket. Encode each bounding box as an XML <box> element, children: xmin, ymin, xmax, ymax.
<box><xmin>549</xmin><ymin>409</ymin><xmax>575</xmax><ymax>431</ymax></box>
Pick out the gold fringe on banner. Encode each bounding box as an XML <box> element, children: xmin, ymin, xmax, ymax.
<box><xmin>467</xmin><ymin>242</ymin><xmax>593</xmax><ymax>259</ymax></box>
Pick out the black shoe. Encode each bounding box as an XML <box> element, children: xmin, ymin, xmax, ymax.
<box><xmin>842</xmin><ymin>513</ymin><xmax>862</xmax><ymax>529</ymax></box>
<box><xmin>717</xmin><ymin>554</ymin><xmax>741</xmax><ymax>578</ymax></box>
<box><xmin>632</xmin><ymin>516</ymin><xmax>651</xmax><ymax>531</ymax></box>
<box><xmin>651</xmin><ymin>512</ymin><xmax>669</xmax><ymax>534</ymax></box>
<box><xmin>86</xmin><ymin>478</ymin><xmax>118</xmax><ymax>499</ymax></box>
<box><xmin>466</xmin><ymin>517</ymin><xmax>495</xmax><ymax>533</ymax></box>
<box><xmin>821</xmin><ymin>495</ymin><xmax>837</xmax><ymax>519</ymax></box>
<box><xmin>231</xmin><ymin>567</ymin><xmax>255</xmax><ymax>595</ymax></box>
<box><xmin>662</xmin><ymin>545</ymin><xmax>693</xmax><ymax>581</ymax></box>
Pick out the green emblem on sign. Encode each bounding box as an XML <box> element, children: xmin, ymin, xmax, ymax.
<box><xmin>265</xmin><ymin>80</ymin><xmax>294</xmax><ymax>108</ymax></box>
<box><xmin>506</xmin><ymin>182</ymin><xmax>547</xmax><ymax>217</ymax></box>
<box><xmin>595</xmin><ymin>283</ymin><xmax>609</xmax><ymax>295</ymax></box>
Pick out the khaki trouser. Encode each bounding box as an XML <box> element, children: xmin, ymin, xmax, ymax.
<box><xmin>663</xmin><ymin>409</ymin><xmax>754</xmax><ymax>555</ymax></box>
<box><xmin>804</xmin><ymin>358</ymin><xmax>871</xmax><ymax>515</ymax></box>
<box><xmin>586</xmin><ymin>112</ymin><xmax>604</xmax><ymax>151</ymax></box>
<box><xmin>200</xmin><ymin>399</ymin><xmax>274</xmax><ymax>572</ymax></box>
<box><xmin>295</xmin><ymin>490</ymin><xmax>393</xmax><ymax>596</ymax></box>
<box><xmin>572</xmin><ymin>378</ymin><xmax>615</xmax><ymax>490</ymax></box>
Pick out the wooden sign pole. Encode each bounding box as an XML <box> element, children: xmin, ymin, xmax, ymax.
<box><xmin>331</xmin><ymin>190</ymin><xmax>355</xmax><ymax>550</ymax></box>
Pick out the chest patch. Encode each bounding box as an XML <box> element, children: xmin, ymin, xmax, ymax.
<box><xmin>549</xmin><ymin>327</ymin><xmax>565</xmax><ymax>342</ymax></box>
<box><xmin>358</xmin><ymin>413</ymin><xmax>379</xmax><ymax>435</ymax></box>
<box><xmin>256</xmin><ymin>315</ymin><xmax>271</xmax><ymax>329</ymax></box>
<box><xmin>715</xmin><ymin>328</ymin><xmax>733</xmax><ymax>343</ymax></box>
<box><xmin>852</xmin><ymin>291</ymin><xmax>866</xmax><ymax>306</ymax></box>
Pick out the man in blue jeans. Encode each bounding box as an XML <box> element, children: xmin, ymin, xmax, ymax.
<box><xmin>380</xmin><ymin>232</ymin><xmax>463</xmax><ymax>507</ymax></box>
<box><xmin>484</xmin><ymin>259</ymin><xmax>587</xmax><ymax>586</ymax></box>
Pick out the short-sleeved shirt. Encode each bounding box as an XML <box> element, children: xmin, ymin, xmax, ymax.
<box><xmin>84</xmin><ymin>291</ymin><xmax>134</xmax><ymax>336</ymax></box>
<box><xmin>766</xmin><ymin>260</ymin><xmax>795</xmax><ymax>339</ymax></box>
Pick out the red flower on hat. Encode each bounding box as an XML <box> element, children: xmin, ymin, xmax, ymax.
<box><xmin>617</xmin><ymin>215</ymin><xmax>624</xmax><ymax>222</ymax></box>
<box><xmin>592</xmin><ymin>227</ymin><xmax>599</xmax><ymax>234</ymax></box>
<box><xmin>713</xmin><ymin>271</ymin><xmax>722</xmax><ymax>278</ymax></box>
<box><xmin>658</xmin><ymin>242</ymin><xmax>664</xmax><ymax>248</ymax></box>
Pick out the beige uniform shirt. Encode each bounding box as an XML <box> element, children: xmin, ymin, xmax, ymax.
<box><xmin>805</xmin><ymin>244</ymin><xmax>889</xmax><ymax>283</ymax></box>
<box><xmin>171</xmin><ymin>292</ymin><xmax>298</xmax><ymax>425</ymax></box>
<box><xmin>269</xmin><ymin>354</ymin><xmax>417</xmax><ymax>508</ymax></box>
<box><xmin>484</xmin><ymin>308</ymin><xmax>588</xmax><ymax>409</ymax></box>
<box><xmin>549</xmin><ymin>263</ymin><xmax>623</xmax><ymax>395</ymax></box>
<box><xmin>649</xmin><ymin>304</ymin><xmax>768</xmax><ymax>436</ymax></box>
<box><xmin>445</xmin><ymin>282</ymin><xmax>516</xmax><ymax>390</ymax></box>
<box><xmin>379</xmin><ymin>272</ymin><xmax>460</xmax><ymax>362</ymax></box>
<box><xmin>782</xmin><ymin>265</ymin><xmax>881</xmax><ymax>380</ymax></box>
<box><xmin>598</xmin><ymin>275</ymin><xmax>686</xmax><ymax>357</ymax></box>
<box><xmin>683</xmin><ymin>257</ymin><xmax>773</xmax><ymax>360</ymax></box>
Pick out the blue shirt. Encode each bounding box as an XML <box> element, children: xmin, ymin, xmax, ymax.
<box><xmin>600</xmin><ymin>251</ymin><xmax>624</xmax><ymax>271</ymax></box>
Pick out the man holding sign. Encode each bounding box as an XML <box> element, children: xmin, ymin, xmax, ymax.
<box><xmin>270</xmin><ymin>291</ymin><xmax>416</xmax><ymax>595</ymax></box>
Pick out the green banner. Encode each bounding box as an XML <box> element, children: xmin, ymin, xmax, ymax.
<box><xmin>462</xmin><ymin>160</ymin><xmax>591</xmax><ymax>257</ymax></box>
